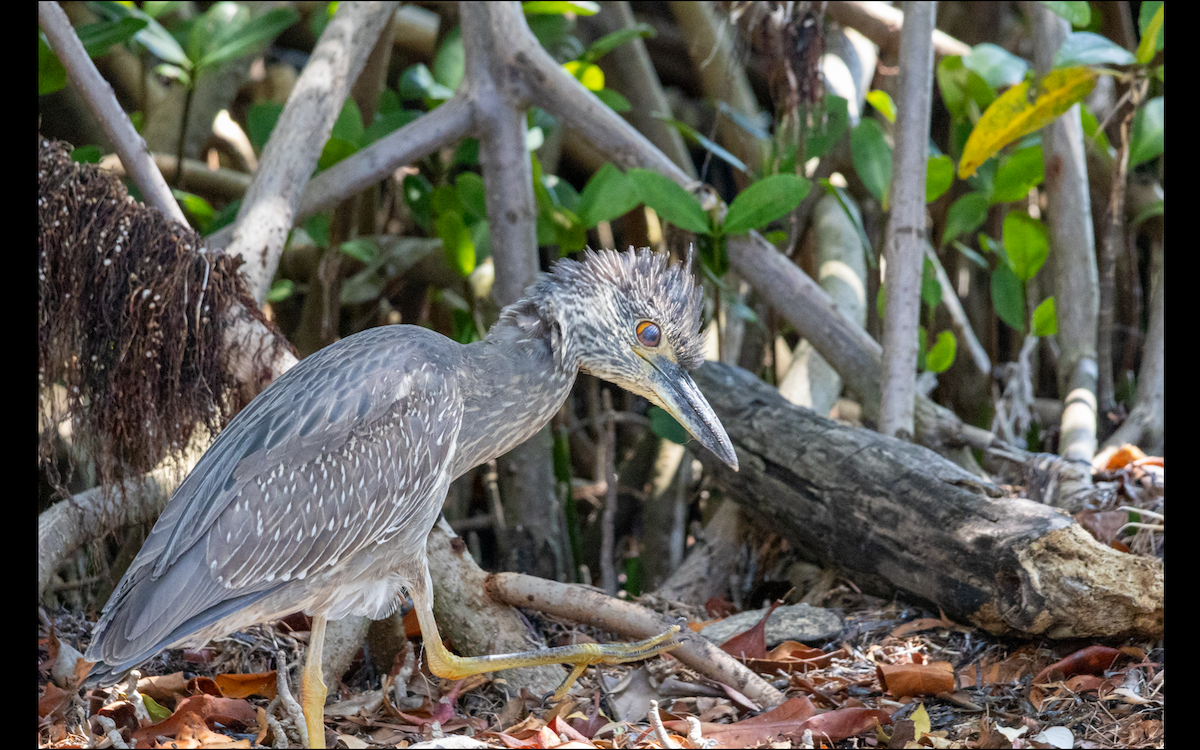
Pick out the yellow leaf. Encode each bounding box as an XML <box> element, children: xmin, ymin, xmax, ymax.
<box><xmin>1136</xmin><ymin>4</ymin><xmax>1163</xmax><ymax>64</ymax></box>
<box><xmin>911</xmin><ymin>702</ymin><xmax>931</xmax><ymax>741</ymax></box>
<box><xmin>563</xmin><ymin>60</ymin><xmax>605</xmax><ymax>91</ymax></box>
<box><xmin>958</xmin><ymin>66</ymin><xmax>1098</xmax><ymax>178</ymax></box>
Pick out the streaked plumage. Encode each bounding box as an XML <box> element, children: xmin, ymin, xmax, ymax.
<box><xmin>86</xmin><ymin>247</ymin><xmax>736</xmax><ymax>692</ymax></box>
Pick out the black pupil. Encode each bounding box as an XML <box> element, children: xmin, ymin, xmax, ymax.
<box><xmin>639</xmin><ymin>323</ymin><xmax>661</xmax><ymax>347</ymax></box>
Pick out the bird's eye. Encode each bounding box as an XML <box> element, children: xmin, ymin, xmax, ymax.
<box><xmin>636</xmin><ymin>321</ymin><xmax>661</xmax><ymax>347</ymax></box>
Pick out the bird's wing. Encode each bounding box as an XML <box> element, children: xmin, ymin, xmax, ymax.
<box><xmin>89</xmin><ymin>326</ymin><xmax>463</xmax><ymax>667</ymax></box>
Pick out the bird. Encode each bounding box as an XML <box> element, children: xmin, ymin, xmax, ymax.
<box><xmin>85</xmin><ymin>247</ymin><xmax>739</xmax><ymax>747</ymax></box>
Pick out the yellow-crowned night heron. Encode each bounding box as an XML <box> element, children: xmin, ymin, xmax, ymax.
<box><xmin>85</xmin><ymin>248</ymin><xmax>737</xmax><ymax>746</ymax></box>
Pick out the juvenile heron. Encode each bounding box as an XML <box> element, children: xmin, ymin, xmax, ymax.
<box><xmin>85</xmin><ymin>248</ymin><xmax>737</xmax><ymax>746</ymax></box>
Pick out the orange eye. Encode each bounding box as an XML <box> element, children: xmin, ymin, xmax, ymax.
<box><xmin>636</xmin><ymin>321</ymin><xmax>661</xmax><ymax>347</ymax></box>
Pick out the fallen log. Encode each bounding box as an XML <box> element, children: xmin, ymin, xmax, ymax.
<box><xmin>691</xmin><ymin>362</ymin><xmax>1162</xmax><ymax>640</ymax></box>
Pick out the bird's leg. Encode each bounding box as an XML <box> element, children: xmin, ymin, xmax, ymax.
<box><xmin>408</xmin><ymin>570</ymin><xmax>681</xmax><ymax>701</ymax></box>
<box><xmin>301</xmin><ymin>614</ymin><xmax>328</xmax><ymax>749</ymax></box>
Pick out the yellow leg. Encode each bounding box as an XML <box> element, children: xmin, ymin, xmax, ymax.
<box><xmin>409</xmin><ymin>569</ymin><xmax>681</xmax><ymax>701</ymax></box>
<box><xmin>301</xmin><ymin>614</ymin><xmax>328</xmax><ymax>749</ymax></box>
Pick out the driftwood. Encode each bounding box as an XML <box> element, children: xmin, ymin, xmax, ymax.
<box><xmin>691</xmin><ymin>362</ymin><xmax>1163</xmax><ymax>640</ymax></box>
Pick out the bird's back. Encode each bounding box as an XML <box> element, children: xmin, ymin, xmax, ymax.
<box><xmin>86</xmin><ymin>325</ymin><xmax>465</xmax><ymax>684</ymax></box>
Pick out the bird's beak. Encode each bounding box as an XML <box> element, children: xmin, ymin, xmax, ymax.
<box><xmin>643</xmin><ymin>356</ymin><xmax>739</xmax><ymax>471</ymax></box>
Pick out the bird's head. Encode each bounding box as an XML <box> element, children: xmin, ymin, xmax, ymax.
<box><xmin>539</xmin><ymin>247</ymin><xmax>737</xmax><ymax>471</ymax></box>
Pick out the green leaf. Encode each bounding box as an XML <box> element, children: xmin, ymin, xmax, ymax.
<box><xmin>627</xmin><ymin>169</ymin><xmax>710</xmax><ymax>234</ymax></box>
<box><xmin>851</xmin><ymin>119</ymin><xmax>892</xmax><ymax>207</ymax></box>
<box><xmin>403</xmin><ymin>174</ymin><xmax>433</xmax><ymax>232</ymax></box>
<box><xmin>377</xmin><ymin>87</ymin><xmax>401</xmax><ymax>115</ymax></box>
<box><xmin>90</xmin><ymin>1</ymin><xmax>190</xmax><ymax>67</ymax></box>
<box><xmin>454</xmin><ymin>138</ymin><xmax>480</xmax><ymax>166</ymax></box>
<box><xmin>456</xmin><ymin>172</ymin><xmax>488</xmax><ymax>223</ymax></box>
<box><xmin>1130</xmin><ymin>199</ymin><xmax>1164</xmax><ymax>231</ymax></box>
<box><xmin>697</xmin><ymin>232</ymin><xmax>728</xmax><ymax>276</ymax></box>
<box><xmin>941</xmin><ymin>192</ymin><xmax>990</xmax><ymax>247</ymax></box>
<box><xmin>1032</xmin><ymin>296</ymin><xmax>1057</xmax><ymax>336</ymax></box>
<box><xmin>399</xmin><ymin>63</ymin><xmax>454</xmax><ymax>102</ymax></box>
<box><xmin>1136</xmin><ymin>3</ymin><xmax>1164</xmax><ymax>63</ymax></box>
<box><xmin>38</xmin><ymin>33</ymin><xmax>67</xmax><ymax>95</ymax></box>
<box><xmin>563</xmin><ymin>60</ymin><xmax>605</xmax><ymax>91</ymax></box>
<box><xmin>339</xmin><ymin>238</ymin><xmax>378</xmax><ymax>264</ymax></box>
<box><xmin>76</xmin><ymin>17</ymin><xmax>148</xmax><ymax>58</ymax></box>
<box><xmin>141</xmin><ymin>693</ymin><xmax>172</xmax><ymax>723</ymax></box>
<box><xmin>595</xmin><ymin>88</ymin><xmax>631</xmax><ymax>112</ymax></box>
<box><xmin>806</xmin><ymin>95</ymin><xmax>849</xmax><ymax>160</ymax></box>
<box><xmin>1040</xmin><ymin>1</ymin><xmax>1091</xmax><ymax>27</ymax></box>
<box><xmin>70</xmin><ymin>145</ymin><xmax>103</xmax><ymax>164</ymax></box>
<box><xmin>866</xmin><ymin>90</ymin><xmax>896</xmax><ymax>122</ymax></box>
<box><xmin>926</xmin><ymin>155</ymin><xmax>954</xmax><ymax>203</ymax></box>
<box><xmin>330</xmin><ymin>99</ymin><xmax>364</xmax><ymax>145</ymax></box>
<box><xmin>578</xmin><ymin>162</ymin><xmax>638</xmax><ymax>225</ymax></box>
<box><xmin>991</xmin><ymin>263</ymin><xmax>1025</xmax><ymax>331</ymax></box>
<box><xmin>1128</xmin><ymin>96</ymin><xmax>1163</xmax><ymax>168</ymax></box>
<box><xmin>723</xmin><ymin>174</ymin><xmax>811</xmax><ymax>234</ymax></box>
<box><xmin>436</xmin><ymin>211</ymin><xmax>475</xmax><ymax>276</ymax></box>
<box><xmin>433</xmin><ymin>26</ymin><xmax>465</xmax><ymax>92</ymax></box>
<box><xmin>1053</xmin><ymin>32</ymin><xmax>1135</xmax><ymax>69</ymax></box>
<box><xmin>523</xmin><ymin>1</ymin><xmax>599</xmax><ymax>15</ymax></box>
<box><xmin>655</xmin><ymin>115</ymin><xmax>748</xmax><ymax>173</ymax></box>
<box><xmin>246</xmin><ymin>102</ymin><xmax>283</xmax><ymax>152</ymax></box>
<box><xmin>937</xmin><ymin>56</ymin><xmax>996</xmax><ymax>122</ymax></box>
<box><xmin>921</xmin><ymin>257</ymin><xmax>942</xmax><ymax>309</ymax></box>
<box><xmin>317</xmin><ymin>138</ymin><xmax>357</xmax><ymax>171</ymax></box>
<box><xmin>926</xmin><ymin>330</ymin><xmax>957</xmax><ymax>373</ymax></box>
<box><xmin>173</xmin><ymin>190</ymin><xmax>213</xmax><ymax>232</ymax></box>
<box><xmin>364</xmin><ymin>109</ymin><xmax>421</xmax><ymax>145</ymax></box>
<box><xmin>1002</xmin><ymin>212</ymin><xmax>1048</xmax><ymax>282</ymax></box>
<box><xmin>583</xmin><ymin>23</ymin><xmax>656</xmax><ymax>62</ymax></box>
<box><xmin>992</xmin><ymin>144</ymin><xmax>1044</xmax><ymax>203</ymax></box>
<box><xmin>196</xmin><ymin>7</ymin><xmax>298</xmax><ymax>70</ymax></box>
<box><xmin>266</xmin><ymin>278</ymin><xmax>295</xmax><ymax>303</ymax></box>
<box><xmin>648</xmin><ymin>405</ymin><xmax>690</xmax><ymax>445</ymax></box>
<box><xmin>1080</xmin><ymin>103</ymin><xmax>1111</xmax><ymax>151</ymax></box>
<box><xmin>963</xmin><ymin>43</ymin><xmax>1029</xmax><ymax>89</ymax></box>
<box><xmin>305</xmin><ymin>213</ymin><xmax>331</xmax><ymax>247</ymax></box>
<box><xmin>718</xmin><ymin>100</ymin><xmax>771</xmax><ymax>141</ymax></box>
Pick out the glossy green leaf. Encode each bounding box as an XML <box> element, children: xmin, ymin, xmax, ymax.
<box><xmin>436</xmin><ymin>211</ymin><xmax>475</xmax><ymax>276</ymax></box>
<box><xmin>433</xmin><ymin>26</ymin><xmax>464</xmax><ymax>92</ymax></box>
<box><xmin>364</xmin><ymin>109</ymin><xmax>421</xmax><ymax>145</ymax></box>
<box><xmin>399</xmin><ymin>63</ymin><xmax>454</xmax><ymax>102</ymax></box>
<box><xmin>246</xmin><ymin>102</ymin><xmax>283</xmax><ymax>152</ymax></box>
<box><xmin>953</xmin><ymin>240</ymin><xmax>988</xmax><ymax>269</ymax></box>
<box><xmin>963</xmin><ymin>43</ymin><xmax>1029</xmax><ymax>89</ymax></box>
<box><xmin>91</xmin><ymin>1</ymin><xmax>189</xmax><ymax>66</ymax></box>
<box><xmin>991</xmin><ymin>263</ymin><xmax>1025</xmax><ymax>331</ymax></box>
<box><xmin>921</xmin><ymin>257</ymin><xmax>942</xmax><ymax>309</ymax></box>
<box><xmin>38</xmin><ymin>33</ymin><xmax>66</xmax><ymax>95</ymax></box>
<box><xmin>866</xmin><ymin>90</ymin><xmax>896</xmax><ymax>122</ymax></box>
<box><xmin>937</xmin><ymin>56</ymin><xmax>996</xmax><ymax>121</ymax></box>
<box><xmin>627</xmin><ymin>169</ymin><xmax>709</xmax><ymax>234</ymax></box>
<box><xmin>1080</xmin><ymin>104</ymin><xmax>1111</xmax><ymax>151</ymax></box>
<box><xmin>1128</xmin><ymin>96</ymin><xmax>1163</xmax><ymax>168</ymax></box>
<box><xmin>1136</xmin><ymin>3</ymin><xmax>1164</xmax><ymax>63</ymax></box>
<box><xmin>655</xmin><ymin>115</ymin><xmax>747</xmax><ymax>173</ymax></box>
<box><xmin>1040</xmin><ymin>1</ymin><xmax>1091</xmax><ymax>27</ymax></box>
<box><xmin>403</xmin><ymin>174</ymin><xmax>434</xmax><ymax>232</ymax></box>
<box><xmin>76</xmin><ymin>17</ymin><xmax>148</xmax><ymax>58</ymax></box>
<box><xmin>70</xmin><ymin>145</ymin><xmax>103</xmax><ymax>164</ymax></box>
<box><xmin>595</xmin><ymin>88</ymin><xmax>631</xmax><ymax>112</ymax></box>
<box><xmin>991</xmin><ymin>144</ymin><xmax>1044</xmax><ymax>203</ymax></box>
<box><xmin>941</xmin><ymin>192</ymin><xmax>990</xmax><ymax>247</ymax></box>
<box><xmin>196</xmin><ymin>7</ymin><xmax>298</xmax><ymax>70</ymax></box>
<box><xmin>579</xmin><ymin>164</ymin><xmax>640</xmax><ymax>227</ymax></box>
<box><xmin>317</xmin><ymin>138</ymin><xmax>357</xmax><ymax>171</ymax></box>
<box><xmin>926</xmin><ymin>330</ymin><xmax>957</xmax><ymax>373</ymax></box>
<box><xmin>1032</xmin><ymin>296</ymin><xmax>1057</xmax><ymax>336</ymax></box>
<box><xmin>456</xmin><ymin>172</ymin><xmax>488</xmax><ymax>223</ymax></box>
<box><xmin>723</xmin><ymin>174</ymin><xmax>811</xmax><ymax>234</ymax></box>
<box><xmin>805</xmin><ymin>95</ymin><xmax>849</xmax><ymax>159</ymax></box>
<box><xmin>266</xmin><ymin>278</ymin><xmax>295</xmax><ymax>303</ymax></box>
<box><xmin>1002</xmin><ymin>212</ymin><xmax>1048</xmax><ymax>282</ymax></box>
<box><xmin>584</xmin><ymin>23</ymin><xmax>656</xmax><ymax>62</ymax></box>
<box><xmin>1053</xmin><ymin>32</ymin><xmax>1135</xmax><ymax>69</ymax></box>
<box><xmin>339</xmin><ymin>238</ymin><xmax>378</xmax><ymax>264</ymax></box>
<box><xmin>330</xmin><ymin>99</ymin><xmax>364</xmax><ymax>145</ymax></box>
<box><xmin>926</xmin><ymin>155</ymin><xmax>954</xmax><ymax>203</ymax></box>
<box><xmin>523</xmin><ymin>1</ymin><xmax>599</xmax><ymax>15</ymax></box>
<box><xmin>173</xmin><ymin>190</ymin><xmax>213</xmax><ymax>233</ymax></box>
<box><xmin>851</xmin><ymin>119</ymin><xmax>892</xmax><ymax>207</ymax></box>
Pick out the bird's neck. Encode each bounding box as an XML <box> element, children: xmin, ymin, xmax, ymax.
<box><xmin>450</xmin><ymin>298</ymin><xmax>578</xmax><ymax>477</ymax></box>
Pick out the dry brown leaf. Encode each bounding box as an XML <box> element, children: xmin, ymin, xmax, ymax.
<box><xmin>877</xmin><ymin>662</ymin><xmax>955</xmax><ymax>698</ymax></box>
<box><xmin>214</xmin><ymin>671</ymin><xmax>277</xmax><ymax>699</ymax></box>
<box><xmin>1034</xmin><ymin>645</ymin><xmax>1122</xmax><ymax>684</ymax></box>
